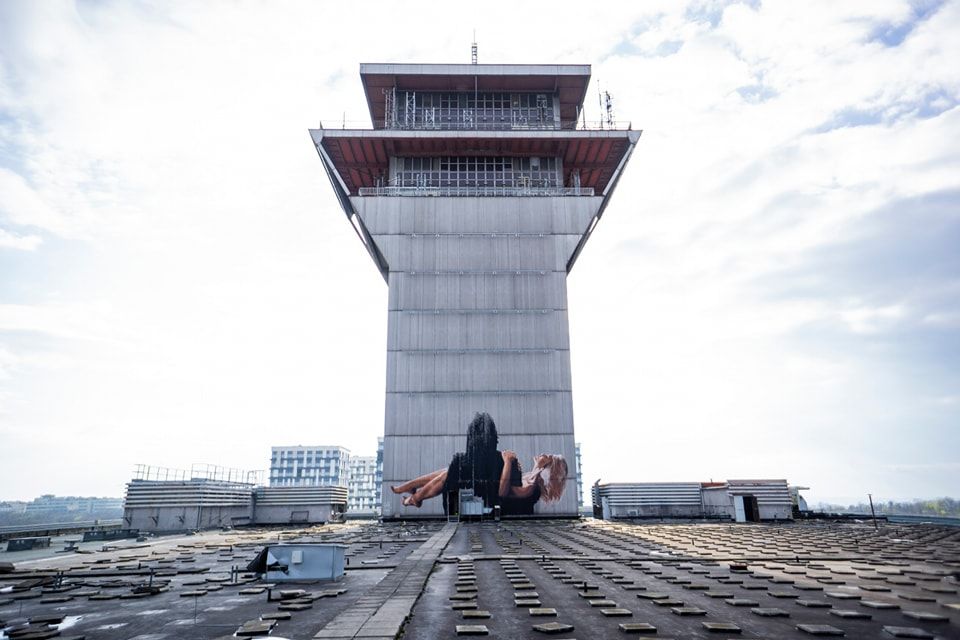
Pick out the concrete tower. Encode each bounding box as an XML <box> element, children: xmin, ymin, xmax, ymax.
<box><xmin>311</xmin><ymin>63</ymin><xmax>639</xmax><ymax>518</ymax></box>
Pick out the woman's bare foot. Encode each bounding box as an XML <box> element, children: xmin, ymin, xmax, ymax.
<box><xmin>390</xmin><ymin>485</ymin><xmax>403</xmax><ymax>494</ymax></box>
<box><xmin>402</xmin><ymin>494</ymin><xmax>422</xmax><ymax>508</ymax></box>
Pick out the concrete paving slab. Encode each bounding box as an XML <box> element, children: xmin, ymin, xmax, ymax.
<box><xmin>455</xmin><ymin>624</ymin><xmax>489</xmax><ymax>635</ymax></box>
<box><xmin>531</xmin><ymin>621</ymin><xmax>574</xmax><ymax>634</ymax></box>
<box><xmin>829</xmin><ymin>609</ymin><xmax>871</xmax><ymax>619</ymax></box>
<box><xmin>462</xmin><ymin>610</ymin><xmax>491</xmax><ymax>619</ymax></box>
<box><xmin>881</xmin><ymin>627</ymin><xmax>935</xmax><ymax>638</ymax></box>
<box><xmin>796</xmin><ymin>624</ymin><xmax>846</xmax><ymax>636</ymax></box>
<box><xmin>670</xmin><ymin>606</ymin><xmax>706</xmax><ymax>616</ymax></box>
<box><xmin>900</xmin><ymin>611</ymin><xmax>948</xmax><ymax>622</ymax></box>
<box><xmin>588</xmin><ymin>599</ymin><xmax>617</xmax><ymax>607</ymax></box>
<box><xmin>702</xmin><ymin>621</ymin><xmax>741</xmax><ymax>632</ymax></box>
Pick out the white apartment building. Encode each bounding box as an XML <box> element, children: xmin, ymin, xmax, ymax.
<box><xmin>269</xmin><ymin>446</ymin><xmax>350</xmax><ymax>487</ymax></box>
<box><xmin>347</xmin><ymin>456</ymin><xmax>379</xmax><ymax>513</ymax></box>
<box><xmin>269</xmin><ymin>442</ymin><xmax>384</xmax><ymax>514</ymax></box>
<box><xmin>575</xmin><ymin>443</ymin><xmax>583</xmax><ymax>509</ymax></box>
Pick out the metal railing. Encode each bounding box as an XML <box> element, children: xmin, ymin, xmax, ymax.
<box><xmin>358</xmin><ymin>185</ymin><xmax>594</xmax><ymax>197</ymax></box>
<box><xmin>392</xmin><ymin>107</ymin><xmax>557</xmax><ymax>130</ymax></box>
<box><xmin>320</xmin><ymin>118</ymin><xmax>632</xmax><ymax>132</ymax></box>
<box><xmin>393</xmin><ymin>169</ymin><xmax>560</xmax><ymax>188</ymax></box>
<box><xmin>132</xmin><ymin>463</ymin><xmax>265</xmax><ymax>486</ymax></box>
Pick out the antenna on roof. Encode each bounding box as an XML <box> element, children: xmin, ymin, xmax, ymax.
<box><xmin>604</xmin><ymin>90</ymin><xmax>615</xmax><ymax>128</ymax></box>
<box><xmin>471</xmin><ymin>31</ymin><xmax>478</xmax><ymax>64</ymax></box>
<box><xmin>597</xmin><ymin>82</ymin><xmax>604</xmax><ymax>129</ymax></box>
<box><xmin>598</xmin><ymin>83</ymin><xmax>615</xmax><ymax>130</ymax></box>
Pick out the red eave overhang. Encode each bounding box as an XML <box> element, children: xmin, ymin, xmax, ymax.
<box><xmin>359</xmin><ymin>63</ymin><xmax>591</xmax><ymax>129</ymax></box>
<box><xmin>310</xmin><ymin>129</ymin><xmax>638</xmax><ymax>195</ymax></box>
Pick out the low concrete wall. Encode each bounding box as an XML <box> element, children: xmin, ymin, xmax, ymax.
<box><xmin>758</xmin><ymin>504</ymin><xmax>793</xmax><ymax>521</ymax></box>
<box><xmin>253</xmin><ymin>504</ymin><xmax>339</xmax><ymax>525</ymax></box>
<box><xmin>608</xmin><ymin>504</ymin><xmax>704</xmax><ymax>519</ymax></box>
<box><xmin>123</xmin><ymin>505</ymin><xmax>251</xmax><ymax>533</ymax></box>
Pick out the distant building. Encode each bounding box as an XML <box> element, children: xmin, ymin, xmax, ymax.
<box><xmin>575</xmin><ymin>443</ymin><xmax>583</xmax><ymax>510</ymax></box>
<box><xmin>25</xmin><ymin>495</ymin><xmax>123</xmax><ymax>513</ymax></box>
<box><xmin>269</xmin><ymin>446</ymin><xmax>350</xmax><ymax>487</ymax></box>
<box><xmin>347</xmin><ymin>456</ymin><xmax>379</xmax><ymax>513</ymax></box>
<box><xmin>375</xmin><ymin>437</ymin><xmax>384</xmax><ymax>509</ymax></box>
<box><xmin>0</xmin><ymin>501</ymin><xmax>27</xmax><ymax>513</ymax></box>
<box><xmin>269</xmin><ymin>441</ymin><xmax>384</xmax><ymax>515</ymax></box>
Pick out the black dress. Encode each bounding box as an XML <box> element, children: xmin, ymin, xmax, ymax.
<box><xmin>443</xmin><ymin>452</ymin><xmax>522</xmax><ymax>515</ymax></box>
<box><xmin>501</xmin><ymin>483</ymin><xmax>542</xmax><ymax>516</ymax></box>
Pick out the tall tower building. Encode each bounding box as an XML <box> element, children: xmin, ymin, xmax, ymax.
<box><xmin>311</xmin><ymin>62</ymin><xmax>639</xmax><ymax>518</ymax></box>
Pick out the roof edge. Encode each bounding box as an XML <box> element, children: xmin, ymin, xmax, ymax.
<box><xmin>360</xmin><ymin>62</ymin><xmax>591</xmax><ymax>76</ymax></box>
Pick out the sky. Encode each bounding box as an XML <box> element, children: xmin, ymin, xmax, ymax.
<box><xmin>0</xmin><ymin>0</ymin><xmax>957</xmax><ymax>505</ymax></box>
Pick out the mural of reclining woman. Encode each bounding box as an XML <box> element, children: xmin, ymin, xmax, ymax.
<box><xmin>499</xmin><ymin>451</ymin><xmax>569</xmax><ymax>516</ymax></box>
<box><xmin>390</xmin><ymin>412</ymin><xmax>569</xmax><ymax>515</ymax></box>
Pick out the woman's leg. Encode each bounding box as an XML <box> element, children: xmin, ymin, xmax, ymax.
<box><xmin>406</xmin><ymin>470</ymin><xmax>448</xmax><ymax>507</ymax></box>
<box><xmin>391</xmin><ymin>469</ymin><xmax>444</xmax><ymax>494</ymax></box>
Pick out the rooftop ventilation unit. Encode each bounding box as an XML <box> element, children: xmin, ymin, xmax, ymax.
<box><xmin>247</xmin><ymin>543</ymin><xmax>346</xmax><ymax>581</ymax></box>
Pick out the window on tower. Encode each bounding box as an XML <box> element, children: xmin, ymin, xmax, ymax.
<box><xmin>391</xmin><ymin>91</ymin><xmax>556</xmax><ymax>130</ymax></box>
<box><xmin>391</xmin><ymin>156</ymin><xmax>560</xmax><ymax>194</ymax></box>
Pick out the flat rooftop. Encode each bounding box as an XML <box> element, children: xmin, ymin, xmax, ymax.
<box><xmin>1</xmin><ymin>520</ymin><xmax>958</xmax><ymax>639</ymax></box>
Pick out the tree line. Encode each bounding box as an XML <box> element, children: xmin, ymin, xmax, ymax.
<box><xmin>815</xmin><ymin>497</ymin><xmax>959</xmax><ymax>517</ymax></box>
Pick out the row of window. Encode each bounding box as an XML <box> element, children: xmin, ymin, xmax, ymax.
<box><xmin>272</xmin><ymin>451</ymin><xmax>346</xmax><ymax>459</ymax></box>
<box><xmin>398</xmin><ymin>157</ymin><xmax>558</xmax><ymax>172</ymax></box>
<box><xmin>402</xmin><ymin>91</ymin><xmax>551</xmax><ymax>111</ymax></box>
<box><xmin>272</xmin><ymin>470</ymin><xmax>341</xmax><ymax>476</ymax></box>
<box><xmin>389</xmin><ymin>91</ymin><xmax>557</xmax><ymax>130</ymax></box>
<box><xmin>392</xmin><ymin>174</ymin><xmax>561</xmax><ymax>189</ymax></box>
<box><xmin>392</xmin><ymin>156</ymin><xmax>562</xmax><ymax>189</ymax></box>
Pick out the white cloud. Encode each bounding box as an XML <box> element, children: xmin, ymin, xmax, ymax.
<box><xmin>0</xmin><ymin>168</ymin><xmax>65</xmax><ymax>235</ymax></box>
<box><xmin>0</xmin><ymin>227</ymin><xmax>41</xmax><ymax>250</ymax></box>
<box><xmin>839</xmin><ymin>303</ymin><xmax>906</xmax><ymax>335</ymax></box>
<box><xmin>886</xmin><ymin>461</ymin><xmax>960</xmax><ymax>473</ymax></box>
<box><xmin>922</xmin><ymin>311</ymin><xmax>960</xmax><ymax>327</ymax></box>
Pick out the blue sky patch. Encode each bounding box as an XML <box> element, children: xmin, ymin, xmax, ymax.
<box><xmin>868</xmin><ymin>0</ymin><xmax>946</xmax><ymax>46</ymax></box>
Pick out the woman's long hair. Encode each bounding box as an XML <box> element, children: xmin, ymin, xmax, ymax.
<box><xmin>534</xmin><ymin>455</ymin><xmax>569</xmax><ymax>502</ymax></box>
<box><xmin>463</xmin><ymin>412</ymin><xmax>499</xmax><ymax>490</ymax></box>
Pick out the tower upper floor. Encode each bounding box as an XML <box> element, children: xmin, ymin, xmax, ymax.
<box><xmin>360</xmin><ymin>63</ymin><xmax>593</xmax><ymax>131</ymax></box>
<box><xmin>310</xmin><ymin>60</ymin><xmax>642</xmax><ymax>279</ymax></box>
<box><xmin>311</xmin><ymin>62</ymin><xmax>638</xmax><ymax>201</ymax></box>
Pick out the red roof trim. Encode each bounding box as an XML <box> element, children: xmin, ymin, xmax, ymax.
<box><xmin>317</xmin><ymin>131</ymin><xmax>633</xmax><ymax>195</ymax></box>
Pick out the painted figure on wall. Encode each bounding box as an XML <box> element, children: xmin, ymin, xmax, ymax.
<box><xmin>390</xmin><ymin>412</ymin><xmax>568</xmax><ymax>515</ymax></box>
